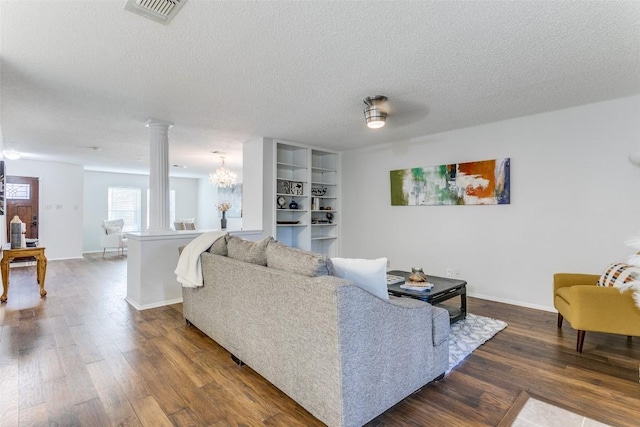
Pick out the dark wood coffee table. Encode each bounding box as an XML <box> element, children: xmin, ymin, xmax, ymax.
<box><xmin>387</xmin><ymin>270</ymin><xmax>466</xmax><ymax>323</ymax></box>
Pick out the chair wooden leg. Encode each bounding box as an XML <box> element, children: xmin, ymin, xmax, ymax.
<box><xmin>577</xmin><ymin>330</ymin><xmax>586</xmax><ymax>353</ymax></box>
<box><xmin>557</xmin><ymin>313</ymin><xmax>563</xmax><ymax>328</ymax></box>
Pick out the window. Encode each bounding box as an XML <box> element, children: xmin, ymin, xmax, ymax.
<box><xmin>108</xmin><ymin>187</ymin><xmax>141</xmax><ymax>232</ymax></box>
<box><xmin>146</xmin><ymin>189</ymin><xmax>176</xmax><ymax>229</ymax></box>
<box><xmin>6</xmin><ymin>183</ymin><xmax>31</xmax><ymax>200</ymax></box>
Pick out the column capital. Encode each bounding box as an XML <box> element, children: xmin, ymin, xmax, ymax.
<box><xmin>145</xmin><ymin>118</ymin><xmax>174</xmax><ymax>129</ymax></box>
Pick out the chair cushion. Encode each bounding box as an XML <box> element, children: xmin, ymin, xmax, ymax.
<box><xmin>597</xmin><ymin>263</ymin><xmax>640</xmax><ymax>288</ymax></box>
<box><xmin>330</xmin><ymin>257</ymin><xmax>389</xmax><ymax>300</ymax></box>
<box><xmin>266</xmin><ymin>240</ymin><xmax>334</xmax><ymax>277</ymax></box>
<box><xmin>174</xmin><ymin>219</ymin><xmax>196</xmax><ymax>230</ymax></box>
<box><xmin>102</xmin><ymin>219</ymin><xmax>124</xmax><ymax>234</ymax></box>
<box><xmin>227</xmin><ymin>236</ymin><xmax>273</xmax><ymax>266</ymax></box>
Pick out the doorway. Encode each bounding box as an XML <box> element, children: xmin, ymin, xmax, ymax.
<box><xmin>5</xmin><ymin>176</ymin><xmax>39</xmax><ymax>242</ymax></box>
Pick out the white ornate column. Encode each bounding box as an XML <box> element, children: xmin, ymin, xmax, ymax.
<box><xmin>146</xmin><ymin>119</ymin><xmax>173</xmax><ymax>231</ymax></box>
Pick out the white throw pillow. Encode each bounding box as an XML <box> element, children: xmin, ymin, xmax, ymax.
<box><xmin>331</xmin><ymin>257</ymin><xmax>389</xmax><ymax>300</ymax></box>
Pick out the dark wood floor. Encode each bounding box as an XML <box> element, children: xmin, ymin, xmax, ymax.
<box><xmin>1</xmin><ymin>254</ymin><xmax>638</xmax><ymax>427</ymax></box>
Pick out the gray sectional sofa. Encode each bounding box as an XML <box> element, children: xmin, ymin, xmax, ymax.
<box><xmin>182</xmin><ymin>235</ymin><xmax>449</xmax><ymax>427</ymax></box>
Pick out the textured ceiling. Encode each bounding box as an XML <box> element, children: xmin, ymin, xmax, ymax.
<box><xmin>1</xmin><ymin>0</ymin><xmax>639</xmax><ymax>178</ymax></box>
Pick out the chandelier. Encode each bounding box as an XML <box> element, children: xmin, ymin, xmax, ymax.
<box><xmin>209</xmin><ymin>156</ymin><xmax>237</xmax><ymax>188</ymax></box>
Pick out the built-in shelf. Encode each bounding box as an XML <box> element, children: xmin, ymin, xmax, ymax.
<box><xmin>274</xmin><ymin>141</ymin><xmax>340</xmax><ymax>256</ymax></box>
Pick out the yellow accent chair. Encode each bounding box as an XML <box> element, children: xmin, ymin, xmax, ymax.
<box><xmin>554</xmin><ymin>273</ymin><xmax>640</xmax><ymax>352</ymax></box>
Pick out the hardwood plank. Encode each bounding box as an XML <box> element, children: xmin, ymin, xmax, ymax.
<box><xmin>57</xmin><ymin>344</ymin><xmax>100</xmax><ymax>405</ymax></box>
<box><xmin>39</xmin><ymin>347</ymin><xmax>66</xmax><ymax>382</ymax></box>
<box><xmin>130</xmin><ymin>395</ymin><xmax>173</xmax><ymax>427</ymax></box>
<box><xmin>85</xmin><ymin>359</ymin><xmax>144</xmax><ymax>427</ymax></box>
<box><xmin>18</xmin><ymin>402</ymin><xmax>48</xmax><ymax>427</ymax></box>
<box><xmin>0</xmin><ymin>364</ymin><xmax>19</xmax><ymax>427</ymax></box>
<box><xmin>74</xmin><ymin>397</ymin><xmax>111</xmax><ymax>427</ymax></box>
<box><xmin>168</xmin><ymin>408</ymin><xmax>204</xmax><ymax>427</ymax></box>
<box><xmin>18</xmin><ymin>347</ymin><xmax>45</xmax><ymax>409</ymax></box>
<box><xmin>42</xmin><ymin>376</ymin><xmax>81</xmax><ymax>427</ymax></box>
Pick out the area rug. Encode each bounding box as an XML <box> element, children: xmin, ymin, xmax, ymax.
<box><xmin>447</xmin><ymin>313</ymin><xmax>507</xmax><ymax>373</ymax></box>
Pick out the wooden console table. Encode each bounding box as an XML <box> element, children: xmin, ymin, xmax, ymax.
<box><xmin>0</xmin><ymin>246</ymin><xmax>47</xmax><ymax>302</ymax></box>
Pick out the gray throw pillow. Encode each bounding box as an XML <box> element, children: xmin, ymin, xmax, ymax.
<box><xmin>208</xmin><ymin>233</ymin><xmax>229</xmax><ymax>256</ymax></box>
<box><xmin>227</xmin><ymin>235</ymin><xmax>273</xmax><ymax>266</ymax></box>
<box><xmin>266</xmin><ymin>240</ymin><xmax>334</xmax><ymax>277</ymax></box>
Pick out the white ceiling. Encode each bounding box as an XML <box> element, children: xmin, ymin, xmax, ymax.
<box><xmin>1</xmin><ymin>0</ymin><xmax>639</xmax><ymax>178</ymax></box>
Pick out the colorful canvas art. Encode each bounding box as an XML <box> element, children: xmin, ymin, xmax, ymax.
<box><xmin>390</xmin><ymin>158</ymin><xmax>510</xmax><ymax>206</ymax></box>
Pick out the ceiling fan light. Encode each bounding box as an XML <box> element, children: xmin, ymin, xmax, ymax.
<box><xmin>365</xmin><ymin>111</ymin><xmax>386</xmax><ymax>129</ymax></box>
<box><xmin>363</xmin><ymin>96</ymin><xmax>388</xmax><ymax>129</ymax></box>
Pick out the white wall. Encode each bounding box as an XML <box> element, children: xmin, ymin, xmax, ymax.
<box><xmin>83</xmin><ymin>171</ymin><xmax>200</xmax><ymax>252</ymax></box>
<box><xmin>4</xmin><ymin>159</ymin><xmax>84</xmax><ymax>259</ymax></box>
<box><xmin>341</xmin><ymin>95</ymin><xmax>640</xmax><ymax>311</ymax></box>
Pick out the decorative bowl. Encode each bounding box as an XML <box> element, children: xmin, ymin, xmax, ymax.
<box><xmin>312</xmin><ymin>187</ymin><xmax>327</xmax><ymax>196</ymax></box>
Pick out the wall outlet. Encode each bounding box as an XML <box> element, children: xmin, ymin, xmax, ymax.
<box><xmin>453</xmin><ymin>268</ymin><xmax>460</xmax><ymax>278</ymax></box>
<box><xmin>386</xmin><ymin>259</ymin><xmax>391</xmax><ymax>268</ymax></box>
<box><xmin>446</xmin><ymin>267</ymin><xmax>453</xmax><ymax>277</ymax></box>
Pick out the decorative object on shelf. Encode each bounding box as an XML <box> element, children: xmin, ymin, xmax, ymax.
<box><xmin>277</xmin><ymin>196</ymin><xmax>286</xmax><ymax>209</ymax></box>
<box><xmin>326</xmin><ymin>212</ymin><xmax>334</xmax><ymax>223</ymax></box>
<box><xmin>276</xmin><ymin>220</ymin><xmax>300</xmax><ymax>225</ymax></box>
<box><xmin>288</xmin><ymin>199</ymin><xmax>298</xmax><ymax>210</ymax></box>
<box><xmin>216</xmin><ymin>202</ymin><xmax>231</xmax><ymax>230</ymax></box>
<box><xmin>278</xmin><ymin>180</ymin><xmax>291</xmax><ymax>194</ymax></box>
<box><xmin>209</xmin><ymin>156</ymin><xmax>237</xmax><ymax>188</ymax></box>
<box><xmin>311</xmin><ymin>187</ymin><xmax>327</xmax><ymax>196</ymax></box>
<box><xmin>390</xmin><ymin>158</ymin><xmax>511</xmax><ymax>206</ymax></box>
<box><xmin>289</xmin><ymin>181</ymin><xmax>303</xmax><ymax>195</ymax></box>
<box><xmin>363</xmin><ymin>95</ymin><xmax>388</xmax><ymax>129</ymax></box>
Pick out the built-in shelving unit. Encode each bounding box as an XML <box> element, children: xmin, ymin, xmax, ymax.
<box><xmin>274</xmin><ymin>141</ymin><xmax>340</xmax><ymax>256</ymax></box>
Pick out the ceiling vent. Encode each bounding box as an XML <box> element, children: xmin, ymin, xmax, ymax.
<box><xmin>124</xmin><ymin>0</ymin><xmax>187</xmax><ymax>25</ymax></box>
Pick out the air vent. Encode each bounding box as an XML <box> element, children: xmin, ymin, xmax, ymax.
<box><xmin>124</xmin><ymin>0</ymin><xmax>187</xmax><ymax>25</ymax></box>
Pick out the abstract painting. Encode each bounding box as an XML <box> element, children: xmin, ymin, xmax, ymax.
<box><xmin>390</xmin><ymin>158</ymin><xmax>510</xmax><ymax>206</ymax></box>
<box><xmin>218</xmin><ymin>183</ymin><xmax>242</xmax><ymax>218</ymax></box>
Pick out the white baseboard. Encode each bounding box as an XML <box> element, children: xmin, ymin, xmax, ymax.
<box><xmin>125</xmin><ymin>296</ymin><xmax>183</xmax><ymax>311</ymax></box>
<box><xmin>469</xmin><ymin>292</ymin><xmax>555</xmax><ymax>313</ymax></box>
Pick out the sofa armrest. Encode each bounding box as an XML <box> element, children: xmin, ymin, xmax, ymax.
<box><xmin>554</xmin><ymin>273</ymin><xmax>599</xmax><ymax>293</ymax></box>
<box><xmin>336</xmin><ymin>285</ymin><xmax>448</xmax><ymax>426</ymax></box>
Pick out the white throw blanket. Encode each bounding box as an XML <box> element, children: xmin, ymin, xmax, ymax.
<box><xmin>175</xmin><ymin>231</ymin><xmax>227</xmax><ymax>288</ymax></box>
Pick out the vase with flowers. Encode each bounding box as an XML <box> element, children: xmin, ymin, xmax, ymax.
<box><xmin>217</xmin><ymin>202</ymin><xmax>232</xmax><ymax>230</ymax></box>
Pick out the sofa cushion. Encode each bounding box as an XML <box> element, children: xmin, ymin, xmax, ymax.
<box><xmin>331</xmin><ymin>257</ymin><xmax>389</xmax><ymax>300</ymax></box>
<box><xmin>597</xmin><ymin>263</ymin><xmax>640</xmax><ymax>287</ymax></box>
<box><xmin>227</xmin><ymin>235</ymin><xmax>273</xmax><ymax>266</ymax></box>
<box><xmin>266</xmin><ymin>240</ymin><xmax>334</xmax><ymax>277</ymax></box>
<box><xmin>208</xmin><ymin>233</ymin><xmax>229</xmax><ymax>256</ymax></box>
